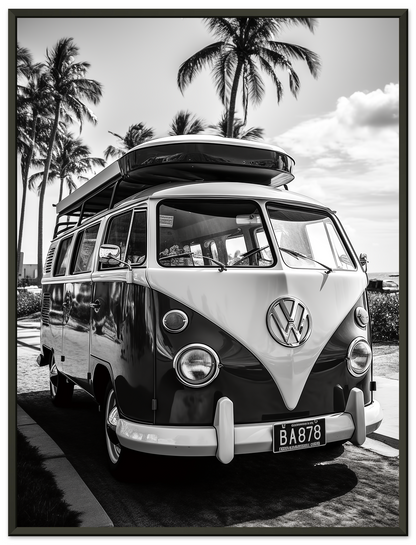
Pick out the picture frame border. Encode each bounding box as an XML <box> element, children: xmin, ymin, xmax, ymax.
<box><xmin>8</xmin><ymin>7</ymin><xmax>408</xmax><ymax>537</ymax></box>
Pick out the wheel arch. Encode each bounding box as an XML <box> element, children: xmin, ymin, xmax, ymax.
<box><xmin>41</xmin><ymin>345</ymin><xmax>54</xmax><ymax>367</ymax></box>
<box><xmin>92</xmin><ymin>362</ymin><xmax>114</xmax><ymax>408</ymax></box>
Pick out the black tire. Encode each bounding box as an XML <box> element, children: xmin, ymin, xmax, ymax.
<box><xmin>49</xmin><ymin>357</ymin><xmax>74</xmax><ymax>406</ymax></box>
<box><xmin>104</xmin><ymin>383</ymin><xmax>135</xmax><ymax>479</ymax></box>
<box><xmin>324</xmin><ymin>440</ymin><xmax>345</xmax><ymax>450</ymax></box>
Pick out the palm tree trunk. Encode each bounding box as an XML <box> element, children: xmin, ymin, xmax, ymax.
<box><xmin>17</xmin><ymin>116</ymin><xmax>37</xmax><ymax>277</ymax></box>
<box><xmin>58</xmin><ymin>176</ymin><xmax>64</xmax><ymax>202</ymax></box>
<box><xmin>17</xmin><ymin>175</ymin><xmax>28</xmax><ymax>279</ymax></box>
<box><xmin>226</xmin><ymin>59</ymin><xmax>244</xmax><ymax>138</ymax></box>
<box><xmin>37</xmin><ymin>102</ymin><xmax>60</xmax><ymax>282</ymax></box>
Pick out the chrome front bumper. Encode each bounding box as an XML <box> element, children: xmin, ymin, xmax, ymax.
<box><xmin>116</xmin><ymin>388</ymin><xmax>383</xmax><ymax>464</ymax></box>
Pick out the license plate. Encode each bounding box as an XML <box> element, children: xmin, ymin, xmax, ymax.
<box><xmin>273</xmin><ymin>418</ymin><xmax>326</xmax><ymax>453</ymax></box>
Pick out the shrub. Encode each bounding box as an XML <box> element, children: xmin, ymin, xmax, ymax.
<box><xmin>367</xmin><ymin>291</ymin><xmax>399</xmax><ymax>343</ymax></box>
<box><xmin>17</xmin><ymin>291</ymin><xmax>42</xmax><ymax>318</ymax></box>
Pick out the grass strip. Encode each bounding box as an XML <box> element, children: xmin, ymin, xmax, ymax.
<box><xmin>16</xmin><ymin>430</ymin><xmax>82</xmax><ymax>527</ymax></box>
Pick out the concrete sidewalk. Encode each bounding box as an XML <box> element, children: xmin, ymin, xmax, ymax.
<box><xmin>17</xmin><ymin>405</ymin><xmax>113</xmax><ymax>528</ymax></box>
<box><xmin>363</xmin><ymin>376</ymin><xmax>399</xmax><ymax>457</ymax></box>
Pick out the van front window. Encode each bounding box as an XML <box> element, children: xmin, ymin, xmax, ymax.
<box><xmin>158</xmin><ymin>200</ymin><xmax>275</xmax><ymax>268</ymax></box>
<box><xmin>266</xmin><ymin>204</ymin><xmax>355</xmax><ymax>271</ymax></box>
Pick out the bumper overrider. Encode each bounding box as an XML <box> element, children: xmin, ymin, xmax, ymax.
<box><xmin>115</xmin><ymin>388</ymin><xmax>383</xmax><ymax>464</ymax></box>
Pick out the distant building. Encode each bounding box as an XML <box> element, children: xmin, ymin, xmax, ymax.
<box><xmin>18</xmin><ymin>252</ymin><xmax>38</xmax><ymax>284</ymax></box>
<box><xmin>18</xmin><ymin>251</ymin><xmax>24</xmax><ymax>277</ymax></box>
<box><xmin>21</xmin><ymin>264</ymin><xmax>38</xmax><ymax>280</ymax></box>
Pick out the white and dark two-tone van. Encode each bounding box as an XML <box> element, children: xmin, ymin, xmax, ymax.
<box><xmin>38</xmin><ymin>135</ymin><xmax>383</xmax><ymax>477</ymax></box>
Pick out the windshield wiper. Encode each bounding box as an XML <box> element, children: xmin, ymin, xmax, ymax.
<box><xmin>200</xmin><ymin>255</ymin><xmax>227</xmax><ymax>272</ymax></box>
<box><xmin>279</xmin><ymin>247</ymin><xmax>332</xmax><ymax>274</ymax></box>
<box><xmin>159</xmin><ymin>252</ymin><xmax>227</xmax><ymax>272</ymax></box>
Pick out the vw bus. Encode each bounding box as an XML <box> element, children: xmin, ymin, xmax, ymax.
<box><xmin>38</xmin><ymin>136</ymin><xmax>383</xmax><ymax>476</ymax></box>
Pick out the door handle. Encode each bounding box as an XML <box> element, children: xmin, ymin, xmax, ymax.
<box><xmin>89</xmin><ymin>300</ymin><xmax>101</xmax><ymax>312</ymax></box>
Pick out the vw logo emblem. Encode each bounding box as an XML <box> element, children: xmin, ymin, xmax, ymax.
<box><xmin>267</xmin><ymin>297</ymin><xmax>312</xmax><ymax>347</ymax></box>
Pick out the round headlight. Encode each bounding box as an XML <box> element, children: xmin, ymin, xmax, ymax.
<box><xmin>173</xmin><ymin>344</ymin><xmax>220</xmax><ymax>388</ymax></box>
<box><xmin>162</xmin><ymin>310</ymin><xmax>188</xmax><ymax>333</ymax></box>
<box><xmin>347</xmin><ymin>338</ymin><xmax>372</xmax><ymax>377</ymax></box>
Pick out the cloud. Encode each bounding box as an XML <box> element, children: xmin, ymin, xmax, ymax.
<box><xmin>336</xmin><ymin>83</ymin><xmax>399</xmax><ymax>128</ymax></box>
<box><xmin>272</xmin><ymin>84</ymin><xmax>399</xmax><ymax>175</ymax></box>
<box><xmin>270</xmin><ymin>84</ymin><xmax>399</xmax><ymax>272</ymax></box>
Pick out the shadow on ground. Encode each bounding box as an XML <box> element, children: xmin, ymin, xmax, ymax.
<box><xmin>17</xmin><ymin>390</ymin><xmax>399</xmax><ymax>528</ymax></box>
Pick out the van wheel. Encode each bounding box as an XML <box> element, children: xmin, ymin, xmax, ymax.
<box><xmin>324</xmin><ymin>440</ymin><xmax>345</xmax><ymax>450</ymax></box>
<box><xmin>49</xmin><ymin>357</ymin><xmax>74</xmax><ymax>406</ymax></box>
<box><xmin>104</xmin><ymin>384</ymin><xmax>134</xmax><ymax>479</ymax></box>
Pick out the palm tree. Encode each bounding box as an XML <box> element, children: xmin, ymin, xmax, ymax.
<box><xmin>209</xmin><ymin>112</ymin><xmax>264</xmax><ymax>141</ymax></box>
<box><xmin>37</xmin><ymin>37</ymin><xmax>103</xmax><ymax>281</ymax></box>
<box><xmin>16</xmin><ymin>51</ymin><xmax>52</xmax><ymax>277</ymax></box>
<box><xmin>168</xmin><ymin>110</ymin><xmax>206</xmax><ymax>136</ymax></box>
<box><xmin>29</xmin><ymin>130</ymin><xmax>106</xmax><ymax>203</ymax></box>
<box><xmin>104</xmin><ymin>123</ymin><xmax>155</xmax><ymax>160</ymax></box>
<box><xmin>17</xmin><ymin>43</ymin><xmax>32</xmax><ymax>79</ymax></box>
<box><xmin>178</xmin><ymin>17</ymin><xmax>320</xmax><ymax>137</ymax></box>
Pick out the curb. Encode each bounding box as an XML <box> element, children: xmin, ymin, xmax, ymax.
<box><xmin>17</xmin><ymin>322</ymin><xmax>40</xmax><ymax>329</ymax></box>
<box><xmin>17</xmin><ymin>404</ymin><xmax>114</xmax><ymax>528</ymax></box>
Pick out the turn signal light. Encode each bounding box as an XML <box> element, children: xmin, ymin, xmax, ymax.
<box><xmin>162</xmin><ymin>310</ymin><xmax>189</xmax><ymax>333</ymax></box>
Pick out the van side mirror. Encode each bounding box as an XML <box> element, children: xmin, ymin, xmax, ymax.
<box><xmin>359</xmin><ymin>253</ymin><xmax>369</xmax><ymax>272</ymax></box>
<box><xmin>99</xmin><ymin>244</ymin><xmax>133</xmax><ymax>284</ymax></box>
<box><xmin>99</xmin><ymin>244</ymin><xmax>121</xmax><ymax>265</ymax></box>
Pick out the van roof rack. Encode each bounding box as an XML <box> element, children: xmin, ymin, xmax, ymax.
<box><xmin>54</xmin><ymin>136</ymin><xmax>295</xmax><ymax>237</ymax></box>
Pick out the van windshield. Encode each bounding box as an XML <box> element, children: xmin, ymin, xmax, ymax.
<box><xmin>158</xmin><ymin>200</ymin><xmax>275</xmax><ymax>268</ymax></box>
<box><xmin>266</xmin><ymin>204</ymin><xmax>355</xmax><ymax>271</ymax></box>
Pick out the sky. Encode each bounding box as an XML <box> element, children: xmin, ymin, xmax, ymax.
<box><xmin>15</xmin><ymin>12</ymin><xmax>401</xmax><ymax>273</ymax></box>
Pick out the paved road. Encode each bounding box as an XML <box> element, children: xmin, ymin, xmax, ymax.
<box><xmin>17</xmin><ymin>321</ymin><xmax>40</xmax><ymax>350</ymax></box>
<box><xmin>16</xmin><ymin>388</ymin><xmax>400</xmax><ymax>528</ymax></box>
<box><xmin>16</xmin><ymin>320</ymin><xmax>400</xmax><ymax>528</ymax></box>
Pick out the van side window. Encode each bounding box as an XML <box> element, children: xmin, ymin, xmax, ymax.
<box><xmin>101</xmin><ymin>211</ymin><xmax>133</xmax><ymax>269</ymax></box>
<box><xmin>126</xmin><ymin>211</ymin><xmax>147</xmax><ymax>265</ymax></box>
<box><xmin>54</xmin><ymin>236</ymin><xmax>73</xmax><ymax>276</ymax></box>
<box><xmin>72</xmin><ymin>224</ymin><xmax>100</xmax><ymax>273</ymax></box>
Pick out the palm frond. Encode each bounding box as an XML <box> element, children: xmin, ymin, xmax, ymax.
<box><xmin>244</xmin><ymin>57</ymin><xmax>265</xmax><ymax>106</ymax></box>
<box><xmin>17</xmin><ymin>44</ymin><xmax>33</xmax><ymax>79</ymax></box>
<box><xmin>269</xmin><ymin>41</ymin><xmax>321</xmax><ymax>78</ymax></box>
<box><xmin>257</xmin><ymin>55</ymin><xmax>284</xmax><ymax>103</ymax></box>
<box><xmin>212</xmin><ymin>50</ymin><xmax>235</xmax><ymax>105</ymax></box>
<box><xmin>169</xmin><ymin>110</ymin><xmax>206</xmax><ymax>135</ymax></box>
<box><xmin>203</xmin><ymin>18</ymin><xmax>239</xmax><ymax>41</ymax></box>
<box><xmin>177</xmin><ymin>42</ymin><xmax>225</xmax><ymax>93</ymax></box>
<box><xmin>104</xmin><ymin>145</ymin><xmax>121</xmax><ymax>160</ymax></box>
<box><xmin>239</xmin><ymin>125</ymin><xmax>264</xmax><ymax>141</ymax></box>
<box><xmin>278</xmin><ymin>17</ymin><xmax>318</xmax><ymax>33</ymax></box>
<box><xmin>208</xmin><ymin>111</ymin><xmax>264</xmax><ymax>141</ymax></box>
<box><xmin>105</xmin><ymin>123</ymin><xmax>155</xmax><ymax>157</ymax></box>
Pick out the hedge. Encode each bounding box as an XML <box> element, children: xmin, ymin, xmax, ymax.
<box><xmin>367</xmin><ymin>291</ymin><xmax>399</xmax><ymax>343</ymax></box>
<box><xmin>17</xmin><ymin>291</ymin><xmax>42</xmax><ymax>318</ymax></box>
